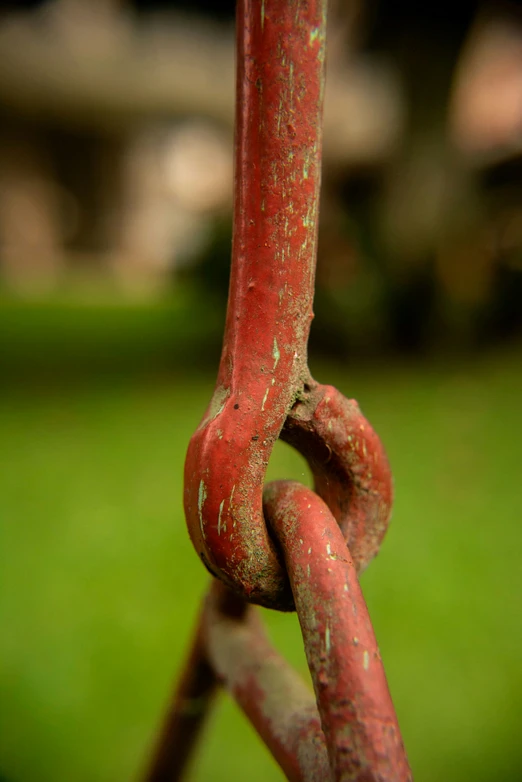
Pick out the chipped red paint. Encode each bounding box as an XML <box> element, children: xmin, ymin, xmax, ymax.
<box><xmin>144</xmin><ymin>0</ymin><xmax>411</xmax><ymax>779</ymax></box>
<box><xmin>143</xmin><ymin>581</ymin><xmax>331</xmax><ymax>782</ymax></box>
<box><xmin>204</xmin><ymin>581</ymin><xmax>331</xmax><ymax>782</ymax></box>
<box><xmin>183</xmin><ymin>0</ymin><xmax>393</xmax><ymax>611</ymax></box>
<box><xmin>144</xmin><ymin>499</ymin><xmax>411</xmax><ymax>782</ymax></box>
<box><xmin>282</xmin><ymin>383</ymin><xmax>393</xmax><ymax>579</ymax></box>
<box><xmin>264</xmin><ymin>482</ymin><xmax>412</xmax><ymax>781</ymax></box>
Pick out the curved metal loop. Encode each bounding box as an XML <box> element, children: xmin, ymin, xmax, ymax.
<box><xmin>282</xmin><ymin>381</ymin><xmax>393</xmax><ymax>575</ymax></box>
<box><xmin>183</xmin><ymin>0</ymin><xmax>392</xmax><ymax>610</ymax></box>
<box><xmin>184</xmin><ymin>376</ymin><xmax>393</xmax><ymax>611</ymax></box>
<box><xmin>146</xmin><ymin>479</ymin><xmax>407</xmax><ymax>782</ymax></box>
<box><xmin>157</xmin><ymin>1</ymin><xmax>408</xmax><ymax>778</ymax></box>
<box><xmin>263</xmin><ymin>480</ymin><xmax>412</xmax><ymax>781</ymax></box>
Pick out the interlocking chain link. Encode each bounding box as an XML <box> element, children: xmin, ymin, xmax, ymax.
<box><xmin>144</xmin><ymin>1</ymin><xmax>412</xmax><ymax>779</ymax></box>
<box><xmin>184</xmin><ymin>0</ymin><xmax>393</xmax><ymax>612</ymax></box>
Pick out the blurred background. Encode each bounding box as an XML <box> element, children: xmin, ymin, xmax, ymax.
<box><xmin>1</xmin><ymin>0</ymin><xmax>521</xmax><ymax>780</ymax></box>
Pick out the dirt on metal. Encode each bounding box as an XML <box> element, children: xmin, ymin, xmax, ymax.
<box><xmin>184</xmin><ymin>0</ymin><xmax>393</xmax><ymax>612</ymax></box>
<box><xmin>145</xmin><ymin>1</ymin><xmax>412</xmax><ymax>780</ymax></box>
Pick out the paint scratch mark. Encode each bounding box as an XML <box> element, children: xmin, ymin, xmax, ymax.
<box><xmin>198</xmin><ymin>386</ymin><xmax>229</xmax><ymax>429</ymax></box>
<box><xmin>261</xmin><ymin>387</ymin><xmax>270</xmax><ymax>410</ymax></box>
<box><xmin>325</xmin><ymin>624</ymin><xmax>331</xmax><ymax>654</ymax></box>
<box><xmin>272</xmin><ymin>338</ymin><xmax>280</xmax><ymax>371</ymax></box>
<box><xmin>309</xmin><ymin>26</ymin><xmax>320</xmax><ymax>44</ymax></box>
<box><xmin>230</xmin><ymin>485</ymin><xmax>236</xmax><ymax>527</ymax></box>
<box><xmin>198</xmin><ymin>480</ymin><xmax>207</xmax><ymax>539</ymax></box>
<box><xmin>363</xmin><ymin>650</ymin><xmax>370</xmax><ymax>670</ymax></box>
<box><xmin>218</xmin><ymin>499</ymin><xmax>225</xmax><ymax>536</ymax></box>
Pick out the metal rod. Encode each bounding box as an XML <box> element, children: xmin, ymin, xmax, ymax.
<box><xmin>142</xmin><ymin>579</ymin><xmax>332</xmax><ymax>782</ymax></box>
<box><xmin>142</xmin><ymin>604</ymin><xmax>219</xmax><ymax>782</ymax></box>
<box><xmin>205</xmin><ymin>581</ymin><xmax>331</xmax><ymax>782</ymax></box>
<box><xmin>264</xmin><ymin>481</ymin><xmax>413</xmax><ymax>781</ymax></box>
<box><xmin>184</xmin><ymin>0</ymin><xmax>329</xmax><ymax>609</ymax></box>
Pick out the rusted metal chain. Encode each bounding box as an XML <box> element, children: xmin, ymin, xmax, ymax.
<box><xmin>264</xmin><ymin>482</ymin><xmax>411</xmax><ymax>780</ymax></box>
<box><xmin>144</xmin><ymin>0</ymin><xmax>412</xmax><ymax>779</ymax></box>
<box><xmin>144</xmin><ymin>483</ymin><xmax>411</xmax><ymax>781</ymax></box>
<box><xmin>184</xmin><ymin>0</ymin><xmax>392</xmax><ymax>613</ymax></box>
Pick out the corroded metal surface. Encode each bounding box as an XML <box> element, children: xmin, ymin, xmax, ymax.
<box><xmin>143</xmin><ymin>580</ymin><xmax>331</xmax><ymax>782</ymax></box>
<box><xmin>184</xmin><ymin>0</ymin><xmax>393</xmax><ymax>612</ymax></box>
<box><xmin>144</xmin><ymin>497</ymin><xmax>411</xmax><ymax>781</ymax></box>
<box><xmin>145</xmin><ymin>1</ymin><xmax>411</xmax><ymax>779</ymax></box>
<box><xmin>184</xmin><ymin>0</ymin><xmax>327</xmax><ymax>609</ymax></box>
<box><xmin>264</xmin><ymin>482</ymin><xmax>412</xmax><ymax>781</ymax></box>
<box><xmin>205</xmin><ymin>581</ymin><xmax>331</xmax><ymax>782</ymax></box>
<box><xmin>283</xmin><ymin>382</ymin><xmax>393</xmax><ymax>578</ymax></box>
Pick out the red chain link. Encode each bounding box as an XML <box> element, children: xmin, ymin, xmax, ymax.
<box><xmin>183</xmin><ymin>0</ymin><xmax>392</xmax><ymax>612</ymax></box>
<box><xmin>143</xmin><ymin>0</ymin><xmax>412</xmax><ymax>779</ymax></box>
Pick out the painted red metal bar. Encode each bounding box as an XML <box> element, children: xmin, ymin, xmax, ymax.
<box><xmin>264</xmin><ymin>482</ymin><xmax>412</xmax><ymax>781</ymax></box>
<box><xmin>143</xmin><ymin>0</ymin><xmax>412</xmax><ymax>779</ymax></box>
<box><xmin>184</xmin><ymin>0</ymin><xmax>393</xmax><ymax>612</ymax></box>
<box><xmin>204</xmin><ymin>581</ymin><xmax>331</xmax><ymax>782</ymax></box>
<box><xmin>143</xmin><ymin>581</ymin><xmax>331</xmax><ymax>782</ymax></box>
<box><xmin>144</xmin><ymin>486</ymin><xmax>411</xmax><ymax>781</ymax></box>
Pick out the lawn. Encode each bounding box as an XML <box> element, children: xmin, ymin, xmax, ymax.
<box><xmin>1</xmin><ymin>340</ymin><xmax>521</xmax><ymax>781</ymax></box>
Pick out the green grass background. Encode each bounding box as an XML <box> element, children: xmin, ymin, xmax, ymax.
<box><xmin>1</xmin><ymin>301</ymin><xmax>521</xmax><ymax>781</ymax></box>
